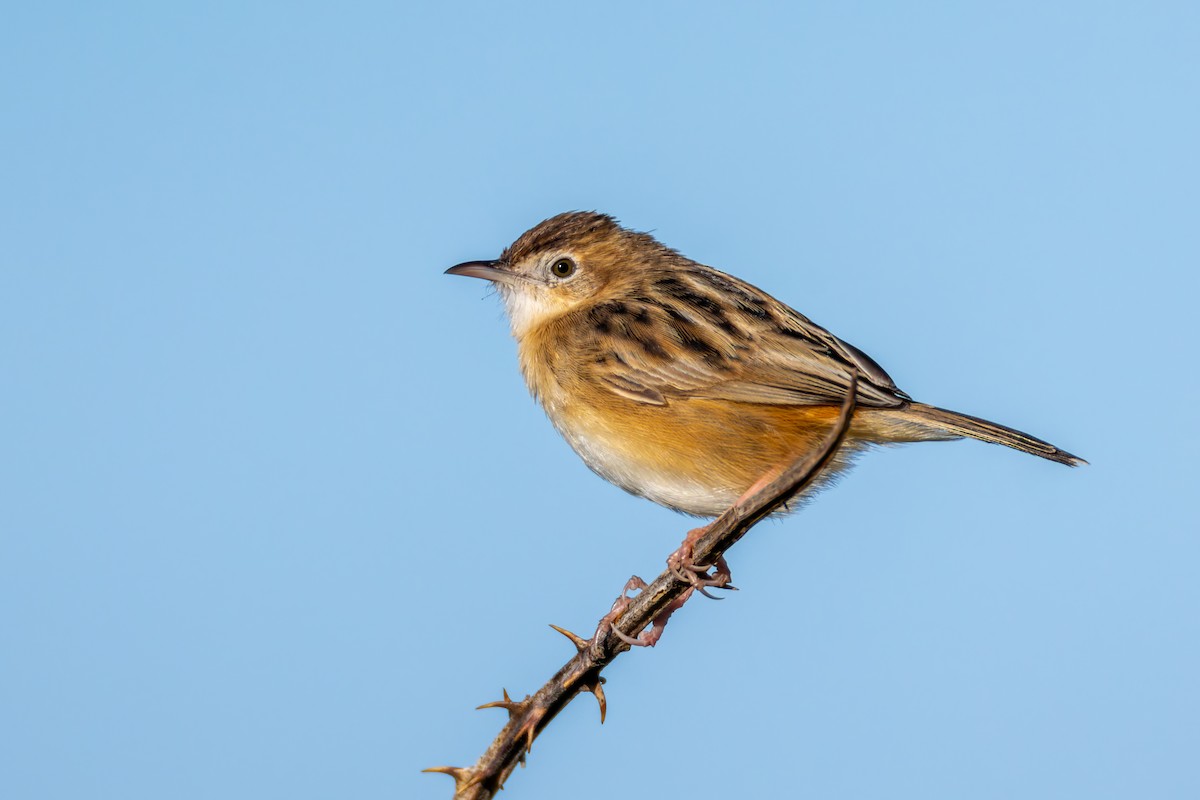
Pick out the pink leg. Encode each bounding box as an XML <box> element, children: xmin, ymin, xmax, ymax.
<box><xmin>600</xmin><ymin>575</ymin><xmax>695</xmax><ymax>648</ymax></box>
<box><xmin>601</xmin><ymin>462</ymin><xmax>791</xmax><ymax>646</ymax></box>
<box><xmin>736</xmin><ymin>461</ymin><xmax>791</xmax><ymax>505</ymax></box>
<box><xmin>666</xmin><ymin>525</ymin><xmax>735</xmax><ymax>598</ymax></box>
<box><xmin>666</xmin><ymin>461</ymin><xmax>790</xmax><ymax>597</ymax></box>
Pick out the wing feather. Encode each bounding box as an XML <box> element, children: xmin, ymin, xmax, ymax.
<box><xmin>579</xmin><ymin>266</ymin><xmax>907</xmax><ymax>409</ymax></box>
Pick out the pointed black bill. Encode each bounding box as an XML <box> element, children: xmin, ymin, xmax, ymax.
<box><xmin>445</xmin><ymin>260</ymin><xmax>506</xmax><ymax>281</ymax></box>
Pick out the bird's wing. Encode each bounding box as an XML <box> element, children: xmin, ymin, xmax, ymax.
<box><xmin>580</xmin><ymin>271</ymin><xmax>908</xmax><ymax>409</ymax></box>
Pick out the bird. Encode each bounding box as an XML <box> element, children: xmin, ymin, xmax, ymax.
<box><xmin>446</xmin><ymin>211</ymin><xmax>1082</xmax><ymax>640</ymax></box>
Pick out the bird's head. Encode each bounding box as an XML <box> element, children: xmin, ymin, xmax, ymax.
<box><xmin>446</xmin><ymin>211</ymin><xmax>675</xmax><ymax>337</ymax></box>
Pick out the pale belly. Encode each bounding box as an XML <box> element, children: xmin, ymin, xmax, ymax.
<box><xmin>530</xmin><ymin>368</ymin><xmax>865</xmax><ymax>517</ymax></box>
<box><xmin>555</xmin><ymin>416</ymin><xmax>742</xmax><ymax>517</ymax></box>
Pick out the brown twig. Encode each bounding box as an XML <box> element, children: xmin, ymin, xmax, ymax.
<box><xmin>425</xmin><ymin>374</ymin><xmax>859</xmax><ymax>798</ymax></box>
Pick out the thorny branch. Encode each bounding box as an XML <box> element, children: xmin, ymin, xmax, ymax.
<box><xmin>426</xmin><ymin>374</ymin><xmax>859</xmax><ymax>798</ymax></box>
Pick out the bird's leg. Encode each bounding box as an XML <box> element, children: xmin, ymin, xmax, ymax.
<box><xmin>598</xmin><ymin>575</ymin><xmax>648</xmax><ymax>639</ymax></box>
<box><xmin>666</xmin><ymin>525</ymin><xmax>734</xmax><ymax>598</ymax></box>
<box><xmin>667</xmin><ymin>461</ymin><xmax>794</xmax><ymax>596</ymax></box>
<box><xmin>606</xmin><ymin>459</ymin><xmax>798</xmax><ymax>644</ymax></box>
<box><xmin>601</xmin><ymin>576</ymin><xmax>694</xmax><ymax>648</ymax></box>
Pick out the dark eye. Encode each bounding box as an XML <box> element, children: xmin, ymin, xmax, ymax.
<box><xmin>549</xmin><ymin>258</ymin><xmax>576</xmax><ymax>279</ymax></box>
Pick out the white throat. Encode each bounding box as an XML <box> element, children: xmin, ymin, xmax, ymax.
<box><xmin>499</xmin><ymin>286</ymin><xmax>558</xmax><ymax>339</ymax></box>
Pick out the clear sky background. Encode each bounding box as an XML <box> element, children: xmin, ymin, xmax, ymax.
<box><xmin>2</xmin><ymin>3</ymin><xmax>1197</xmax><ymax>799</ymax></box>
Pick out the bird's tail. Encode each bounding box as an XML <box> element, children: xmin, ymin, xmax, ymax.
<box><xmin>881</xmin><ymin>402</ymin><xmax>1086</xmax><ymax>466</ymax></box>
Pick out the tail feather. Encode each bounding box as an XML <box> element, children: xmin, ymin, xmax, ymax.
<box><xmin>893</xmin><ymin>402</ymin><xmax>1086</xmax><ymax>467</ymax></box>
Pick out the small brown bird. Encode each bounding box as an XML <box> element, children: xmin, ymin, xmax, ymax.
<box><xmin>447</xmin><ymin>212</ymin><xmax>1082</xmax><ymax>620</ymax></box>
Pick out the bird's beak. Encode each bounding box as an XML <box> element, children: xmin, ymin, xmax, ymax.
<box><xmin>445</xmin><ymin>260</ymin><xmax>516</xmax><ymax>285</ymax></box>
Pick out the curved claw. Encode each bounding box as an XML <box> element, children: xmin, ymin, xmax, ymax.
<box><xmin>668</xmin><ymin>554</ymin><xmax>734</xmax><ymax>599</ymax></box>
<box><xmin>667</xmin><ymin>560</ymin><xmax>696</xmax><ymax>583</ymax></box>
<box><xmin>610</xmin><ymin>624</ymin><xmax>645</xmax><ymax>647</ymax></box>
<box><xmin>666</xmin><ymin>526</ymin><xmax>735</xmax><ymax>599</ymax></box>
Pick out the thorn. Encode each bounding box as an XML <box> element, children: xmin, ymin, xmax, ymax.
<box><xmin>513</xmin><ymin>702</ymin><xmax>547</xmax><ymax>756</ymax></box>
<box><xmin>476</xmin><ymin>688</ymin><xmax>524</xmax><ymax>717</ymax></box>
<box><xmin>579</xmin><ymin>676</ymin><xmax>607</xmax><ymax>723</ymax></box>
<box><xmin>548</xmin><ymin>623</ymin><xmax>589</xmax><ymax>652</ymax></box>
<box><xmin>592</xmin><ymin>680</ymin><xmax>607</xmax><ymax>724</ymax></box>
<box><xmin>422</xmin><ymin>765</ymin><xmax>479</xmax><ymax>791</ymax></box>
<box><xmin>516</xmin><ymin>719</ymin><xmax>536</xmax><ymax>754</ymax></box>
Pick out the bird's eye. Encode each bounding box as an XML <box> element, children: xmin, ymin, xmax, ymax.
<box><xmin>549</xmin><ymin>258</ymin><xmax>576</xmax><ymax>279</ymax></box>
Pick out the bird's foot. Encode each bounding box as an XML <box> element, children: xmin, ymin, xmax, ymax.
<box><xmin>599</xmin><ymin>525</ymin><xmax>736</xmax><ymax>648</ymax></box>
<box><xmin>667</xmin><ymin>525</ymin><xmax>736</xmax><ymax>599</ymax></box>
<box><xmin>601</xmin><ymin>576</ymin><xmax>691</xmax><ymax>648</ymax></box>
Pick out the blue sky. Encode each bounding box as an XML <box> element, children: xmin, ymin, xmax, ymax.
<box><xmin>2</xmin><ymin>3</ymin><xmax>1197</xmax><ymax>798</ymax></box>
